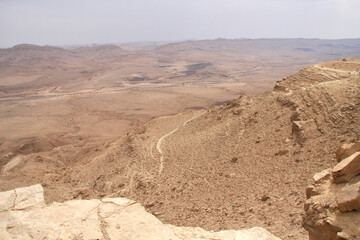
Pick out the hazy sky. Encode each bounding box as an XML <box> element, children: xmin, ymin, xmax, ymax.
<box><xmin>1</xmin><ymin>0</ymin><xmax>360</xmax><ymax>48</ymax></box>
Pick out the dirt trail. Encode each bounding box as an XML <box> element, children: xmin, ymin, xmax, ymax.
<box><xmin>0</xmin><ymin>82</ymin><xmax>181</xmax><ymax>102</ymax></box>
<box><xmin>155</xmin><ymin>111</ymin><xmax>205</xmax><ymax>175</ymax></box>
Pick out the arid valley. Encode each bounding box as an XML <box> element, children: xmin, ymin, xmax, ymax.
<box><xmin>1</xmin><ymin>39</ymin><xmax>359</xmax><ymax>153</ymax></box>
<box><xmin>1</xmin><ymin>39</ymin><xmax>360</xmax><ymax>240</ymax></box>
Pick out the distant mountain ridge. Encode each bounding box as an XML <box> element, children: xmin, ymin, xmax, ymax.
<box><xmin>154</xmin><ymin>38</ymin><xmax>360</xmax><ymax>55</ymax></box>
<box><xmin>1</xmin><ymin>39</ymin><xmax>360</xmax><ymax>70</ymax></box>
<box><xmin>0</xmin><ymin>43</ymin><xmax>128</xmax><ymax>68</ymax></box>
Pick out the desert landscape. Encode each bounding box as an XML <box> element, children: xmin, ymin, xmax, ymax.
<box><xmin>1</xmin><ymin>39</ymin><xmax>359</xmax><ymax>154</ymax></box>
<box><xmin>1</xmin><ymin>39</ymin><xmax>360</xmax><ymax>240</ymax></box>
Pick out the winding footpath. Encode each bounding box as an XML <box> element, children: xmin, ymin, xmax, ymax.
<box><xmin>155</xmin><ymin>111</ymin><xmax>205</xmax><ymax>175</ymax></box>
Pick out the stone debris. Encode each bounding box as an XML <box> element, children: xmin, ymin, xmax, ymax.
<box><xmin>303</xmin><ymin>143</ymin><xmax>360</xmax><ymax>240</ymax></box>
<box><xmin>0</xmin><ymin>184</ymin><xmax>281</xmax><ymax>240</ymax></box>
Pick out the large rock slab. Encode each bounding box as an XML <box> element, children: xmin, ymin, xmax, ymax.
<box><xmin>336</xmin><ymin>141</ymin><xmax>360</xmax><ymax>163</ymax></box>
<box><xmin>336</xmin><ymin>182</ymin><xmax>360</xmax><ymax>212</ymax></box>
<box><xmin>0</xmin><ymin>185</ymin><xmax>281</xmax><ymax>240</ymax></box>
<box><xmin>0</xmin><ymin>184</ymin><xmax>45</xmax><ymax>211</ymax></box>
<box><xmin>332</xmin><ymin>151</ymin><xmax>360</xmax><ymax>183</ymax></box>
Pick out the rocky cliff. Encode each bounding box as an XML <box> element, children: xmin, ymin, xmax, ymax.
<box><xmin>0</xmin><ymin>184</ymin><xmax>280</xmax><ymax>240</ymax></box>
<box><xmin>303</xmin><ymin>141</ymin><xmax>360</xmax><ymax>239</ymax></box>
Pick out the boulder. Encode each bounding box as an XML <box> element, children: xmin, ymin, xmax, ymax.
<box><xmin>305</xmin><ymin>185</ymin><xmax>318</xmax><ymax>199</ymax></box>
<box><xmin>313</xmin><ymin>168</ymin><xmax>331</xmax><ymax>183</ymax></box>
<box><xmin>291</xmin><ymin>119</ymin><xmax>317</xmax><ymax>145</ymax></box>
<box><xmin>0</xmin><ymin>185</ymin><xmax>281</xmax><ymax>240</ymax></box>
<box><xmin>332</xmin><ymin>152</ymin><xmax>360</xmax><ymax>183</ymax></box>
<box><xmin>336</xmin><ymin>182</ymin><xmax>360</xmax><ymax>212</ymax></box>
<box><xmin>336</xmin><ymin>141</ymin><xmax>360</xmax><ymax>163</ymax></box>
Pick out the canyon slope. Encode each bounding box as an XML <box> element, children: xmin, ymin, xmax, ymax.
<box><xmin>1</xmin><ymin>58</ymin><xmax>359</xmax><ymax>239</ymax></box>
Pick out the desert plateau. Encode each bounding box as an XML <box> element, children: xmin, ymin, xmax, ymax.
<box><xmin>1</xmin><ymin>38</ymin><xmax>360</xmax><ymax>240</ymax></box>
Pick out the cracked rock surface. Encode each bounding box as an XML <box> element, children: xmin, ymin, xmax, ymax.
<box><xmin>0</xmin><ymin>184</ymin><xmax>280</xmax><ymax>240</ymax></box>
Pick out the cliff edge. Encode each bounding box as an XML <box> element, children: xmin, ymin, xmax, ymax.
<box><xmin>0</xmin><ymin>184</ymin><xmax>280</xmax><ymax>240</ymax></box>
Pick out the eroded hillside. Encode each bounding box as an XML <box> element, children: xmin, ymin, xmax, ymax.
<box><xmin>1</xmin><ymin>58</ymin><xmax>359</xmax><ymax>239</ymax></box>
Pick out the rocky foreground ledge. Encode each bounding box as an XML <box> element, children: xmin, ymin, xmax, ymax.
<box><xmin>303</xmin><ymin>141</ymin><xmax>360</xmax><ymax>240</ymax></box>
<box><xmin>0</xmin><ymin>184</ymin><xmax>280</xmax><ymax>240</ymax></box>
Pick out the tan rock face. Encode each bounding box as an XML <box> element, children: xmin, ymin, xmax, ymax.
<box><xmin>303</xmin><ymin>143</ymin><xmax>360</xmax><ymax>240</ymax></box>
<box><xmin>313</xmin><ymin>168</ymin><xmax>331</xmax><ymax>183</ymax></box>
<box><xmin>336</xmin><ymin>182</ymin><xmax>360</xmax><ymax>212</ymax></box>
<box><xmin>0</xmin><ymin>185</ymin><xmax>281</xmax><ymax>240</ymax></box>
<box><xmin>332</xmin><ymin>152</ymin><xmax>360</xmax><ymax>183</ymax></box>
<box><xmin>336</xmin><ymin>141</ymin><xmax>360</xmax><ymax>163</ymax></box>
<box><xmin>0</xmin><ymin>184</ymin><xmax>45</xmax><ymax>211</ymax></box>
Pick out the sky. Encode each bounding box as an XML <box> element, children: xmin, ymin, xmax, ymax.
<box><xmin>0</xmin><ymin>0</ymin><xmax>360</xmax><ymax>48</ymax></box>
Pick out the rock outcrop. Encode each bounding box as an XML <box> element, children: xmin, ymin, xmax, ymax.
<box><xmin>303</xmin><ymin>141</ymin><xmax>360</xmax><ymax>240</ymax></box>
<box><xmin>0</xmin><ymin>184</ymin><xmax>281</xmax><ymax>240</ymax></box>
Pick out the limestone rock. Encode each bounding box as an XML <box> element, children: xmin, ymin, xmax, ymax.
<box><xmin>303</xmin><ymin>144</ymin><xmax>360</xmax><ymax>240</ymax></box>
<box><xmin>336</xmin><ymin>141</ymin><xmax>360</xmax><ymax>163</ymax></box>
<box><xmin>13</xmin><ymin>184</ymin><xmax>45</xmax><ymax>210</ymax></box>
<box><xmin>305</xmin><ymin>185</ymin><xmax>318</xmax><ymax>199</ymax></box>
<box><xmin>337</xmin><ymin>231</ymin><xmax>353</xmax><ymax>240</ymax></box>
<box><xmin>0</xmin><ymin>185</ymin><xmax>281</xmax><ymax>240</ymax></box>
<box><xmin>0</xmin><ymin>190</ymin><xmax>15</xmax><ymax>212</ymax></box>
<box><xmin>313</xmin><ymin>168</ymin><xmax>331</xmax><ymax>183</ymax></box>
<box><xmin>332</xmin><ymin>152</ymin><xmax>360</xmax><ymax>183</ymax></box>
<box><xmin>0</xmin><ymin>184</ymin><xmax>44</xmax><ymax>211</ymax></box>
<box><xmin>336</xmin><ymin>182</ymin><xmax>360</xmax><ymax>212</ymax></box>
<box><xmin>291</xmin><ymin>119</ymin><xmax>317</xmax><ymax>145</ymax></box>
